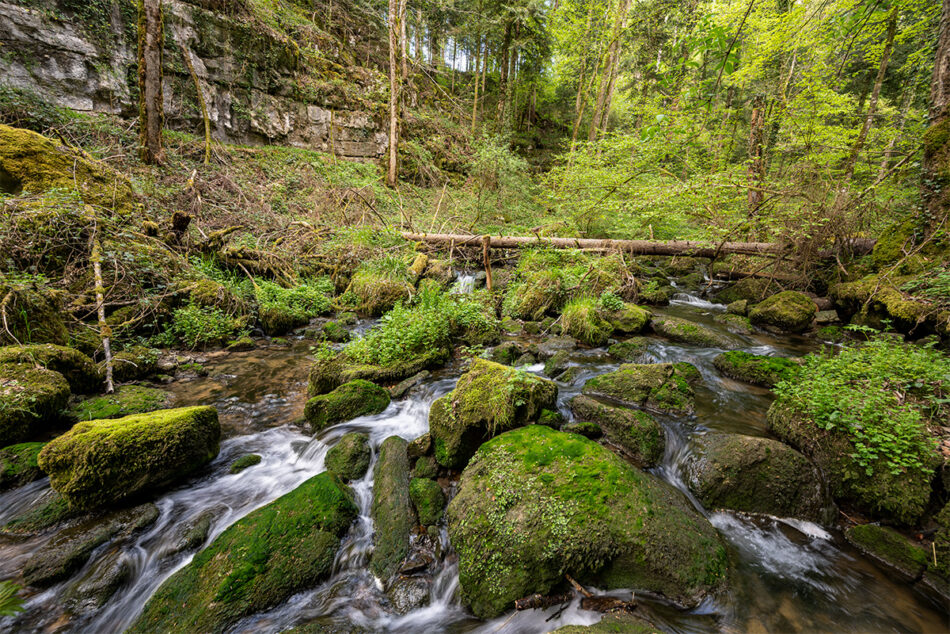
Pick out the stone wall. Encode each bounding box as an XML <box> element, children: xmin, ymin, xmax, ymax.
<box><xmin>0</xmin><ymin>0</ymin><xmax>388</xmax><ymax>160</ymax></box>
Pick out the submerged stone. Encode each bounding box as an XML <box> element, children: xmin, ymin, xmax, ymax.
<box><xmin>129</xmin><ymin>473</ymin><xmax>357</xmax><ymax>634</ymax></box>
<box><xmin>582</xmin><ymin>362</ymin><xmax>701</xmax><ymax>416</ymax></box>
<box><xmin>229</xmin><ymin>453</ymin><xmax>262</xmax><ymax>474</ymax></box>
<box><xmin>371</xmin><ymin>436</ymin><xmax>412</xmax><ymax>582</ymax></box>
<box><xmin>748</xmin><ymin>291</ymin><xmax>817</xmax><ymax>333</ymax></box>
<box><xmin>325</xmin><ymin>432</ymin><xmax>371</xmax><ymax>481</ymax></box>
<box><xmin>0</xmin><ymin>363</ymin><xmax>70</xmax><ymax>446</ymax></box>
<box><xmin>304</xmin><ymin>379</ymin><xmax>390</xmax><ymax>432</ymax></box>
<box><xmin>570</xmin><ymin>395</ymin><xmax>664</xmax><ymax>467</ymax></box>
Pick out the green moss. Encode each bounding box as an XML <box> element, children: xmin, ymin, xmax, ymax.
<box><xmin>409</xmin><ymin>477</ymin><xmax>445</xmax><ymax>526</ymax></box>
<box><xmin>447</xmin><ymin>426</ymin><xmax>727</xmax><ymax>619</ymax></box>
<box><xmin>345</xmin><ymin>258</ymin><xmax>414</xmax><ymax>316</ymax></box>
<box><xmin>304</xmin><ymin>379</ymin><xmax>390</xmax><ymax>432</ymax></box>
<box><xmin>712</xmin><ymin>351</ymin><xmax>799</xmax><ymax>388</ymax></box>
<box><xmin>561</xmin><ymin>298</ymin><xmax>613</xmax><ymax>347</ymax></box>
<box><xmin>325</xmin><ymin>432</ymin><xmax>371</xmax><ymax>481</ymax></box>
<box><xmin>582</xmin><ymin>362</ymin><xmax>700</xmax><ymax>415</ymax></box>
<box><xmin>715</xmin><ymin>278</ymin><xmax>780</xmax><ymax>304</ymax></box>
<box><xmin>551</xmin><ymin>613</ymin><xmax>657</xmax><ymax>633</ymax></box>
<box><xmin>608</xmin><ymin>337</ymin><xmax>650</xmax><ymax>362</ymax></box>
<box><xmin>0</xmin><ymin>362</ymin><xmax>70</xmax><ymax>446</ymax></box>
<box><xmin>229</xmin><ymin>454</ymin><xmax>262</xmax><ymax>474</ymax></box>
<box><xmin>712</xmin><ymin>313</ymin><xmax>755</xmax><ymax>334</ymax></box>
<box><xmin>562</xmin><ymin>421</ymin><xmax>603</xmax><ymax>438</ymax></box>
<box><xmin>412</xmin><ymin>455</ymin><xmax>439</xmax><ymax>479</ymax></box>
<box><xmin>69</xmin><ymin>385</ymin><xmax>170</xmax><ymax>421</ymax></box>
<box><xmin>570</xmin><ymin>395</ymin><xmax>664</xmax><ymax>467</ymax></box>
<box><xmin>651</xmin><ymin>315</ymin><xmax>730</xmax><ymax>347</ymax></box>
<box><xmin>109</xmin><ymin>346</ymin><xmax>160</xmax><ymax>383</ymax></box>
<box><xmin>0</xmin><ymin>344</ymin><xmax>99</xmax><ymax>393</ymax></box>
<box><xmin>845</xmin><ymin>524</ymin><xmax>929</xmax><ymax>580</ymax></box>
<box><xmin>1</xmin><ymin>491</ymin><xmax>77</xmax><ymax>534</ymax></box>
<box><xmin>429</xmin><ymin>359</ymin><xmax>558</xmax><ymax>469</ymax></box>
<box><xmin>308</xmin><ymin>349</ymin><xmax>449</xmax><ymax>396</ymax></box>
<box><xmin>227</xmin><ymin>336</ymin><xmax>256</xmax><ymax>352</ymax></box>
<box><xmin>604</xmin><ymin>303</ymin><xmax>651</xmax><ymax>334</ymax></box>
<box><xmin>726</xmin><ymin>300</ymin><xmax>748</xmax><ymax>315</ymax></box>
<box><xmin>933</xmin><ymin>503</ymin><xmax>950</xmax><ymax>579</ymax></box>
<box><xmin>371</xmin><ymin>436</ymin><xmax>411</xmax><ymax>581</ymax></box>
<box><xmin>748</xmin><ymin>291</ymin><xmax>817</xmax><ymax>333</ymax></box>
<box><xmin>0</xmin><ymin>278</ymin><xmax>68</xmax><ymax>346</ymax></box>
<box><xmin>129</xmin><ymin>472</ymin><xmax>357</xmax><ymax>634</ymax></box>
<box><xmin>321</xmin><ymin>321</ymin><xmax>349</xmax><ymax>343</ymax></box>
<box><xmin>0</xmin><ymin>441</ymin><xmax>46</xmax><ymax>491</ymax></box>
<box><xmin>38</xmin><ymin>406</ymin><xmax>220</xmax><ymax>510</ymax></box>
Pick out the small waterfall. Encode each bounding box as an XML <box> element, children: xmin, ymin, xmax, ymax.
<box><xmin>451</xmin><ymin>273</ymin><xmax>476</xmax><ymax>294</ymax></box>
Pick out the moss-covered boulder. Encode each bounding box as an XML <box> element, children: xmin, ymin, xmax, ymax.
<box><xmin>447</xmin><ymin>426</ymin><xmax>728</xmax><ymax>619</ymax></box>
<box><xmin>428</xmin><ymin>359</ymin><xmax>558</xmax><ymax>469</ymax></box>
<box><xmin>748</xmin><ymin>291</ymin><xmax>817</xmax><ymax>333</ymax></box>
<box><xmin>605</xmin><ymin>304</ymin><xmax>651</xmax><ymax>334</ymax></box>
<box><xmin>129</xmin><ymin>472</ymin><xmax>356</xmax><ymax>634</ymax></box>
<box><xmin>0</xmin><ymin>279</ymin><xmax>68</xmax><ymax>346</ymax></box>
<box><xmin>409</xmin><ymin>477</ymin><xmax>445</xmax><ymax>526</ymax></box>
<box><xmin>561</xmin><ymin>299</ymin><xmax>613</xmax><ymax>347</ymax></box>
<box><xmin>0</xmin><ymin>344</ymin><xmax>99</xmax><ymax>393</ymax></box>
<box><xmin>582</xmin><ymin>362</ymin><xmax>701</xmax><ymax>416</ymax></box>
<box><xmin>639</xmin><ymin>284</ymin><xmax>675</xmax><ymax>305</ymax></box>
<box><xmin>726</xmin><ymin>300</ymin><xmax>749</xmax><ymax>315</ymax></box>
<box><xmin>767</xmin><ymin>400</ymin><xmax>935</xmax><ymax>525</ymax></box>
<box><xmin>932</xmin><ymin>503</ymin><xmax>950</xmax><ymax>580</ymax></box>
<box><xmin>0</xmin><ymin>441</ymin><xmax>46</xmax><ymax>491</ymax></box>
<box><xmin>830</xmin><ymin>274</ymin><xmax>950</xmax><ymax>337</ymax></box>
<box><xmin>371</xmin><ymin>436</ymin><xmax>412</xmax><ymax>582</ymax></box>
<box><xmin>686</xmin><ymin>434</ymin><xmax>828</xmax><ymax>520</ymax></box>
<box><xmin>715</xmin><ymin>278</ymin><xmax>780</xmax><ymax>305</ymax></box>
<box><xmin>570</xmin><ymin>395</ymin><xmax>664</xmax><ymax>467</ymax></box>
<box><xmin>229</xmin><ymin>454</ymin><xmax>262</xmax><ymax>474</ymax></box>
<box><xmin>651</xmin><ymin>315</ymin><xmax>730</xmax><ymax>348</ymax></box>
<box><xmin>109</xmin><ymin>346</ymin><xmax>159</xmax><ymax>383</ymax></box>
<box><xmin>608</xmin><ymin>337</ymin><xmax>650</xmax><ymax>362</ymax></box>
<box><xmin>712</xmin><ymin>351</ymin><xmax>799</xmax><ymax>388</ymax></box>
<box><xmin>543</xmin><ymin>350</ymin><xmax>571</xmax><ymax>378</ymax></box>
<box><xmin>325</xmin><ymin>432</ymin><xmax>371</xmax><ymax>481</ymax></box>
<box><xmin>184</xmin><ymin>278</ymin><xmax>247</xmax><ymax>315</ymax></box>
<box><xmin>712</xmin><ymin>313</ymin><xmax>755</xmax><ymax>335</ymax></box>
<box><xmin>345</xmin><ymin>265</ymin><xmax>414</xmax><ymax>316</ymax></box>
<box><xmin>844</xmin><ymin>524</ymin><xmax>929</xmax><ymax>581</ymax></box>
<box><xmin>304</xmin><ymin>379</ymin><xmax>390</xmax><ymax>432</ymax></box>
<box><xmin>0</xmin><ymin>363</ymin><xmax>70</xmax><ymax>446</ymax></box>
<box><xmin>308</xmin><ymin>349</ymin><xmax>449</xmax><ymax>396</ymax></box>
<box><xmin>322</xmin><ymin>321</ymin><xmax>350</xmax><ymax>343</ymax></box>
<box><xmin>260</xmin><ymin>305</ymin><xmax>308</xmax><ymax>336</ymax></box>
<box><xmin>69</xmin><ymin>385</ymin><xmax>170</xmax><ymax>421</ymax></box>
<box><xmin>226</xmin><ymin>336</ymin><xmax>256</xmax><ymax>352</ymax></box>
<box><xmin>412</xmin><ymin>455</ymin><xmax>439</xmax><ymax>479</ymax></box>
<box><xmin>38</xmin><ymin>406</ymin><xmax>220</xmax><ymax>510</ymax></box>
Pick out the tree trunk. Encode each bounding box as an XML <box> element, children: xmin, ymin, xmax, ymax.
<box><xmin>588</xmin><ymin>0</ymin><xmax>630</xmax><ymax>142</ymax></box>
<box><xmin>471</xmin><ymin>36</ymin><xmax>482</xmax><ymax>133</ymax></box>
<box><xmin>479</xmin><ymin>41</ymin><xmax>488</xmax><ymax>120</ymax></box>
<box><xmin>876</xmin><ymin>81</ymin><xmax>915</xmax><ymax>181</ymax></box>
<box><xmin>415</xmin><ymin>7</ymin><xmax>424</xmax><ymax>62</ymax></box>
<box><xmin>387</xmin><ymin>0</ymin><xmax>401</xmax><ymax>187</ymax></box>
<box><xmin>137</xmin><ymin>0</ymin><xmax>164</xmax><ymax>165</ymax></box>
<box><xmin>179</xmin><ymin>43</ymin><xmax>211</xmax><ymax>165</ymax></box>
<box><xmin>747</xmin><ymin>94</ymin><xmax>767</xmax><ymax>221</ymax></box>
<box><xmin>922</xmin><ymin>0</ymin><xmax>950</xmax><ymax>232</ymax></box>
<box><xmin>497</xmin><ymin>22</ymin><xmax>512</xmax><ymax>121</ymax></box>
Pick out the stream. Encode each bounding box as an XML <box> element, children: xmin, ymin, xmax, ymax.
<box><xmin>0</xmin><ymin>288</ymin><xmax>947</xmax><ymax>633</ymax></box>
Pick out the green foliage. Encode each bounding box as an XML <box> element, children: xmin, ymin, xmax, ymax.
<box><xmin>0</xmin><ymin>580</ymin><xmax>24</xmax><ymax>617</ymax></box>
<box><xmin>902</xmin><ymin>265</ymin><xmax>950</xmax><ymax>310</ymax></box>
<box><xmin>774</xmin><ymin>338</ymin><xmax>947</xmax><ymax>477</ymax></box>
<box><xmin>252</xmin><ymin>277</ymin><xmax>333</xmax><ymax>321</ymax></box>
<box><xmin>154</xmin><ymin>304</ymin><xmax>247</xmax><ymax>350</ymax></box>
<box><xmin>598</xmin><ymin>291</ymin><xmax>625</xmax><ymax>312</ymax></box>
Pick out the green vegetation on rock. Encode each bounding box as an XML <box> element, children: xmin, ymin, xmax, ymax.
<box><xmin>582</xmin><ymin>362</ymin><xmax>701</xmax><ymax>415</ymax></box>
<box><xmin>0</xmin><ymin>344</ymin><xmax>99</xmax><ymax>393</ymax></box>
<box><xmin>712</xmin><ymin>351</ymin><xmax>799</xmax><ymax>388</ymax></box>
<box><xmin>608</xmin><ymin>338</ymin><xmax>650</xmax><ymax>362</ymax></box>
<box><xmin>844</xmin><ymin>524</ymin><xmax>929</xmax><ymax>580</ymax></box>
<box><xmin>0</xmin><ymin>363</ymin><xmax>70</xmax><ymax>446</ymax></box>
<box><xmin>325</xmin><ymin>432</ymin><xmax>371</xmax><ymax>481</ymax></box>
<box><xmin>69</xmin><ymin>385</ymin><xmax>170</xmax><ymax>421</ymax></box>
<box><xmin>229</xmin><ymin>454</ymin><xmax>262</xmax><ymax>474</ymax></box>
<box><xmin>409</xmin><ymin>477</ymin><xmax>445</xmax><ymax>526</ymax></box>
<box><xmin>561</xmin><ymin>298</ymin><xmax>613</xmax><ymax>346</ymax></box>
<box><xmin>570</xmin><ymin>394</ymin><xmax>664</xmax><ymax>467</ymax></box>
<box><xmin>0</xmin><ymin>441</ymin><xmax>46</xmax><ymax>491</ymax></box>
<box><xmin>651</xmin><ymin>315</ymin><xmax>730</xmax><ymax>348</ymax></box>
<box><xmin>748</xmin><ymin>291</ymin><xmax>817</xmax><ymax>333</ymax></box>
<box><xmin>371</xmin><ymin>436</ymin><xmax>412</xmax><ymax>582</ymax></box>
<box><xmin>304</xmin><ymin>379</ymin><xmax>390</xmax><ymax>431</ymax></box>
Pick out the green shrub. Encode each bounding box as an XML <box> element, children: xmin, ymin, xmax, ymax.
<box><xmin>598</xmin><ymin>291</ymin><xmax>625</xmax><ymax>312</ymax></box>
<box><xmin>154</xmin><ymin>304</ymin><xmax>246</xmax><ymax>350</ymax></box>
<box><xmin>252</xmin><ymin>277</ymin><xmax>333</xmax><ymax>321</ymax></box>
<box><xmin>773</xmin><ymin>337</ymin><xmax>948</xmax><ymax>477</ymax></box>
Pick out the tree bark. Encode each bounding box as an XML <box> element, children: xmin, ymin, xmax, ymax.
<box><xmin>180</xmin><ymin>43</ymin><xmax>211</xmax><ymax>165</ymax></box>
<box><xmin>471</xmin><ymin>36</ymin><xmax>482</xmax><ymax>133</ymax></box>
<box><xmin>137</xmin><ymin>0</ymin><xmax>164</xmax><ymax>165</ymax></box>
<box><xmin>747</xmin><ymin>94</ymin><xmax>767</xmax><ymax>221</ymax></box>
<box><xmin>497</xmin><ymin>22</ymin><xmax>512</xmax><ymax>121</ymax></box>
<box><xmin>922</xmin><ymin>0</ymin><xmax>950</xmax><ymax>232</ymax></box>
<box><xmin>588</xmin><ymin>0</ymin><xmax>630</xmax><ymax>141</ymax></box>
<box><xmin>387</xmin><ymin>0</ymin><xmax>401</xmax><ymax>187</ymax></box>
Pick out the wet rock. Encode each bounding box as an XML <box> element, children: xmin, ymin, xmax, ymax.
<box><xmin>308</xmin><ymin>350</ymin><xmax>448</xmax><ymax>396</ymax></box>
<box><xmin>321</xmin><ymin>321</ymin><xmax>350</xmax><ymax>343</ymax></box>
<box><xmin>399</xmin><ymin>551</ymin><xmax>435</xmax><ymax>575</ymax></box>
<box><xmin>538</xmin><ymin>408</ymin><xmax>565</xmax><ymax>428</ymax></box>
<box><xmin>387</xmin><ymin>575</ymin><xmax>430</xmax><ymax>614</ymax></box>
<box><xmin>552</xmin><ymin>612</ymin><xmax>657</xmax><ymax>633</ymax></box>
<box><xmin>582</xmin><ymin>362</ymin><xmax>701</xmax><ymax>416</ymax></box>
<box><xmin>500</xmin><ymin>317</ymin><xmax>523</xmax><ymax>334</ymax></box>
<box><xmin>389</xmin><ymin>370</ymin><xmax>430</xmax><ymax>399</ymax></box>
<box><xmin>429</xmin><ymin>359</ymin><xmax>558</xmax><ymax>469</ymax></box>
<box><xmin>325</xmin><ymin>432</ymin><xmax>371</xmax><ymax>481</ymax></box>
<box><xmin>712</xmin><ymin>351</ymin><xmax>799</xmax><ymax>388</ymax></box>
<box><xmin>651</xmin><ymin>315</ymin><xmax>731</xmax><ymax>348</ymax></box>
<box><xmin>129</xmin><ymin>473</ymin><xmax>357</xmax><ymax>634</ymax></box>
<box><xmin>0</xmin><ymin>441</ymin><xmax>46</xmax><ymax>491</ymax></box>
<box><xmin>338</xmin><ymin>311</ymin><xmax>359</xmax><ymax>326</ymax></box>
<box><xmin>229</xmin><ymin>453</ymin><xmax>262</xmax><ymax>474</ymax></box>
<box><xmin>686</xmin><ymin>433</ymin><xmax>828</xmax><ymax>521</ymax></box>
<box><xmin>815</xmin><ymin>309</ymin><xmax>840</xmax><ymax>325</ymax></box>
<box><xmin>562</xmin><ymin>421</ymin><xmax>603</xmax><ymax>438</ymax></box>
<box><xmin>748</xmin><ymin>291</ymin><xmax>817</xmax><ymax>333</ymax></box>
<box><xmin>260</xmin><ymin>305</ymin><xmax>309</xmax><ymax>336</ymax></box>
<box><xmin>226</xmin><ymin>336</ymin><xmax>256</xmax><ymax>352</ymax></box>
<box><xmin>513</xmin><ymin>352</ymin><xmax>537</xmax><ymax>366</ymax></box>
<box><xmin>65</xmin><ymin>549</ymin><xmax>132</xmax><ymax>612</ymax></box>
<box><xmin>543</xmin><ymin>350</ymin><xmax>570</xmax><ymax>378</ymax></box>
<box><xmin>556</xmin><ymin>366</ymin><xmax>584</xmax><ymax>384</ymax></box>
<box><xmin>0</xmin><ymin>344</ymin><xmax>99</xmax><ymax>393</ymax></box>
<box><xmin>38</xmin><ymin>406</ymin><xmax>220</xmax><ymax>510</ymax></box>
<box><xmin>489</xmin><ymin>341</ymin><xmax>522</xmax><ymax>366</ymax></box>
<box><xmin>0</xmin><ymin>363</ymin><xmax>70</xmax><ymax>446</ymax></box>
<box><xmin>844</xmin><ymin>524</ymin><xmax>928</xmax><ymax>581</ymax></box>
<box><xmin>608</xmin><ymin>337</ymin><xmax>650</xmax><ymax>363</ymax></box>
<box><xmin>536</xmin><ymin>336</ymin><xmax>578</xmax><ymax>359</ymax></box>
<box><xmin>304</xmin><ymin>379</ymin><xmax>390</xmax><ymax>432</ymax></box>
<box><xmin>447</xmin><ymin>426</ymin><xmax>728</xmax><ymax>619</ymax></box>
<box><xmin>570</xmin><ymin>395</ymin><xmax>665</xmax><ymax>467</ymax></box>
<box><xmin>605</xmin><ymin>304</ymin><xmax>651</xmax><ymax>334</ymax></box>
<box><xmin>371</xmin><ymin>436</ymin><xmax>412</xmax><ymax>582</ymax></box>
<box><xmin>406</xmin><ymin>432</ymin><xmax>432</xmax><ymax>459</ymax></box>
<box><xmin>1</xmin><ymin>490</ymin><xmax>77</xmax><ymax>535</ymax></box>
<box><xmin>23</xmin><ymin>502</ymin><xmax>158</xmax><ymax>587</ymax></box>
<box><xmin>409</xmin><ymin>477</ymin><xmax>445</xmax><ymax>526</ymax></box>
<box><xmin>174</xmin><ymin>510</ymin><xmax>215</xmax><ymax>553</ymax></box>
<box><xmin>712</xmin><ymin>313</ymin><xmax>755</xmax><ymax>334</ymax></box>
<box><xmin>639</xmin><ymin>284</ymin><xmax>675</xmax><ymax>305</ymax></box>
<box><xmin>412</xmin><ymin>455</ymin><xmax>439</xmax><ymax>479</ymax></box>
<box><xmin>523</xmin><ymin>321</ymin><xmax>542</xmax><ymax>335</ymax></box>
<box><xmin>109</xmin><ymin>346</ymin><xmax>160</xmax><ymax>383</ymax></box>
<box><xmin>68</xmin><ymin>385</ymin><xmax>170</xmax><ymax>421</ymax></box>
<box><xmin>726</xmin><ymin>300</ymin><xmax>749</xmax><ymax>315</ymax></box>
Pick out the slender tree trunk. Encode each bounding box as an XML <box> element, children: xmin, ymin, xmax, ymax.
<box><xmin>451</xmin><ymin>39</ymin><xmax>457</xmax><ymax>92</ymax></box>
<box><xmin>922</xmin><ymin>0</ymin><xmax>950</xmax><ymax>232</ymax></box>
<box><xmin>400</xmin><ymin>0</ymin><xmax>409</xmax><ymax>108</ymax></box>
<box><xmin>471</xmin><ymin>36</ymin><xmax>482</xmax><ymax>133</ymax></box>
<box><xmin>137</xmin><ymin>0</ymin><xmax>164</xmax><ymax>165</ymax></box>
<box><xmin>387</xmin><ymin>0</ymin><xmax>401</xmax><ymax>187</ymax></box>
<box><xmin>415</xmin><ymin>8</ymin><xmax>424</xmax><ymax>62</ymax></box>
<box><xmin>572</xmin><ymin>68</ymin><xmax>598</xmax><ymax>147</ymax></box>
<box><xmin>748</xmin><ymin>94</ymin><xmax>767</xmax><ymax>220</ymax></box>
<box><xmin>877</xmin><ymin>82</ymin><xmax>915</xmax><ymax>181</ymax></box>
<box><xmin>479</xmin><ymin>41</ymin><xmax>488</xmax><ymax>120</ymax></box>
<box><xmin>588</xmin><ymin>0</ymin><xmax>630</xmax><ymax>142</ymax></box>
<box><xmin>497</xmin><ymin>22</ymin><xmax>512</xmax><ymax>121</ymax></box>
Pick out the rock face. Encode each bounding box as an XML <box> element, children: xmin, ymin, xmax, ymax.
<box><xmin>712</xmin><ymin>351</ymin><xmax>799</xmax><ymax>388</ymax></box>
<box><xmin>650</xmin><ymin>315</ymin><xmax>730</xmax><ymax>348</ymax></box>
<box><xmin>582</xmin><ymin>362</ymin><xmax>701</xmax><ymax>415</ymax></box>
<box><xmin>686</xmin><ymin>433</ymin><xmax>828</xmax><ymax>520</ymax></box>
<box><xmin>767</xmin><ymin>400</ymin><xmax>935</xmax><ymax>525</ymax></box>
<box><xmin>129</xmin><ymin>473</ymin><xmax>357</xmax><ymax>633</ymax></box>
<box><xmin>748</xmin><ymin>291</ymin><xmax>816</xmax><ymax>333</ymax></box>
<box><xmin>447</xmin><ymin>426</ymin><xmax>728</xmax><ymax>619</ymax></box>
<box><xmin>325</xmin><ymin>432</ymin><xmax>371</xmax><ymax>481</ymax></box>
<box><xmin>371</xmin><ymin>436</ymin><xmax>412</xmax><ymax>582</ymax></box>
<box><xmin>0</xmin><ymin>344</ymin><xmax>100</xmax><ymax>393</ymax></box>
<box><xmin>38</xmin><ymin>406</ymin><xmax>220</xmax><ymax>509</ymax></box>
<box><xmin>428</xmin><ymin>359</ymin><xmax>558</xmax><ymax>469</ymax></box>
<box><xmin>0</xmin><ymin>363</ymin><xmax>70</xmax><ymax>446</ymax></box>
<box><xmin>0</xmin><ymin>279</ymin><xmax>68</xmax><ymax>346</ymax></box>
<box><xmin>0</xmin><ymin>1</ymin><xmax>387</xmax><ymax>160</ymax></box>
<box><xmin>304</xmin><ymin>379</ymin><xmax>390</xmax><ymax>431</ymax></box>
<box><xmin>569</xmin><ymin>395</ymin><xmax>664</xmax><ymax>467</ymax></box>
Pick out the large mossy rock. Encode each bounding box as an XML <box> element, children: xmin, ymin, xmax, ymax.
<box><xmin>129</xmin><ymin>472</ymin><xmax>357</xmax><ymax>634</ymax></box>
<box><xmin>608</xmin><ymin>337</ymin><xmax>650</xmax><ymax>362</ymax></box>
<box><xmin>428</xmin><ymin>359</ymin><xmax>558</xmax><ymax>469</ymax></box>
<box><xmin>650</xmin><ymin>315</ymin><xmax>730</xmax><ymax>348</ymax></box>
<box><xmin>767</xmin><ymin>400</ymin><xmax>935</xmax><ymax>525</ymax></box>
<box><xmin>748</xmin><ymin>291</ymin><xmax>816</xmax><ymax>333</ymax></box>
<box><xmin>830</xmin><ymin>274</ymin><xmax>950</xmax><ymax>337</ymax></box>
<box><xmin>605</xmin><ymin>304</ymin><xmax>651</xmax><ymax>334</ymax></box>
<box><xmin>561</xmin><ymin>300</ymin><xmax>613</xmax><ymax>347</ymax></box>
<box><xmin>68</xmin><ymin>385</ymin><xmax>170</xmax><ymax>421</ymax></box>
<box><xmin>0</xmin><ymin>344</ymin><xmax>99</xmax><ymax>393</ymax></box>
<box><xmin>447</xmin><ymin>426</ymin><xmax>728</xmax><ymax>619</ymax></box>
<box><xmin>109</xmin><ymin>346</ymin><xmax>159</xmax><ymax>383</ymax></box>
<box><xmin>409</xmin><ymin>477</ymin><xmax>445</xmax><ymax>526</ymax></box>
<box><xmin>371</xmin><ymin>436</ymin><xmax>412</xmax><ymax>582</ymax></box>
<box><xmin>345</xmin><ymin>267</ymin><xmax>414</xmax><ymax>316</ymax></box>
<box><xmin>0</xmin><ymin>441</ymin><xmax>46</xmax><ymax>491</ymax></box>
<box><xmin>715</xmin><ymin>278</ymin><xmax>781</xmax><ymax>305</ymax></box>
<box><xmin>569</xmin><ymin>395</ymin><xmax>664</xmax><ymax>467</ymax></box>
<box><xmin>308</xmin><ymin>349</ymin><xmax>449</xmax><ymax>396</ymax></box>
<box><xmin>0</xmin><ymin>363</ymin><xmax>70</xmax><ymax>446</ymax></box>
<box><xmin>582</xmin><ymin>362</ymin><xmax>701</xmax><ymax>416</ymax></box>
<box><xmin>0</xmin><ymin>280</ymin><xmax>68</xmax><ymax>346</ymax></box>
<box><xmin>325</xmin><ymin>432</ymin><xmax>371</xmax><ymax>481</ymax></box>
<box><xmin>686</xmin><ymin>433</ymin><xmax>828</xmax><ymax>521</ymax></box>
<box><xmin>304</xmin><ymin>379</ymin><xmax>390</xmax><ymax>432</ymax></box>
<box><xmin>712</xmin><ymin>351</ymin><xmax>799</xmax><ymax>388</ymax></box>
<box><xmin>38</xmin><ymin>406</ymin><xmax>221</xmax><ymax>510</ymax></box>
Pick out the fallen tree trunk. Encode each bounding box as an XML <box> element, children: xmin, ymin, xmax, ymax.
<box><xmin>402</xmin><ymin>232</ymin><xmax>876</xmax><ymax>259</ymax></box>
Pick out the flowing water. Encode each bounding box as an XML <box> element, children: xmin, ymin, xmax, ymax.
<box><xmin>1</xmin><ymin>292</ymin><xmax>947</xmax><ymax>633</ymax></box>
